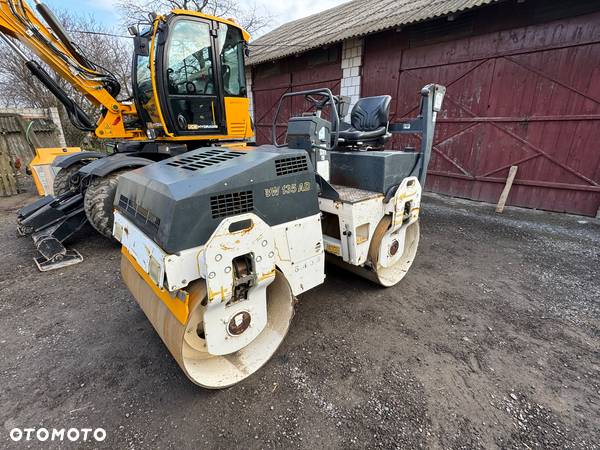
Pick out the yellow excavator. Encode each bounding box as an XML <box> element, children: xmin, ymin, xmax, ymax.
<box><xmin>1</xmin><ymin>0</ymin><xmax>253</xmax><ymax>270</ymax></box>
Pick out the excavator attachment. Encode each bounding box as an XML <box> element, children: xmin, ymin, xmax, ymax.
<box><xmin>17</xmin><ymin>191</ymin><xmax>86</xmax><ymax>271</ymax></box>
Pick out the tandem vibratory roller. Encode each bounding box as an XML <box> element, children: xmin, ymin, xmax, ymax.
<box><xmin>114</xmin><ymin>84</ymin><xmax>446</xmax><ymax>388</ymax></box>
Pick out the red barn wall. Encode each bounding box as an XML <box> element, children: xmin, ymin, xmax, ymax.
<box><xmin>362</xmin><ymin>2</ymin><xmax>600</xmax><ymax>216</ymax></box>
<box><xmin>251</xmin><ymin>45</ymin><xmax>342</xmax><ymax>145</ymax></box>
<box><xmin>252</xmin><ymin>1</ymin><xmax>600</xmax><ymax>215</ymax></box>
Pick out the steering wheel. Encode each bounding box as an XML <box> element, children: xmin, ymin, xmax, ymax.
<box><xmin>272</xmin><ymin>88</ymin><xmax>340</xmax><ymax>149</ymax></box>
<box><xmin>305</xmin><ymin>94</ymin><xmax>331</xmax><ymax>110</ymax></box>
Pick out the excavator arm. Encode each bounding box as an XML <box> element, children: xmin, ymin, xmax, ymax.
<box><xmin>0</xmin><ymin>0</ymin><xmax>144</xmax><ymax>139</ymax></box>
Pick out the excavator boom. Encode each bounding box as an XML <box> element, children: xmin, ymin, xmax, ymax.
<box><xmin>0</xmin><ymin>0</ymin><xmax>143</xmax><ymax>139</ymax></box>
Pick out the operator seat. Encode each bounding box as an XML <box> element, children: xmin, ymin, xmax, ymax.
<box><xmin>337</xmin><ymin>95</ymin><xmax>392</xmax><ymax>149</ymax></box>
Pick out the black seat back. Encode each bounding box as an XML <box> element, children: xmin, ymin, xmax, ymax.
<box><xmin>350</xmin><ymin>95</ymin><xmax>391</xmax><ymax>131</ymax></box>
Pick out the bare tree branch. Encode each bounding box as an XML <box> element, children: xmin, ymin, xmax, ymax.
<box><xmin>115</xmin><ymin>0</ymin><xmax>272</xmax><ymax>35</ymax></box>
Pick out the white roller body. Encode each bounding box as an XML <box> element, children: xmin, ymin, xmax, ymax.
<box><xmin>114</xmin><ymin>211</ymin><xmax>324</xmax><ymax>388</ymax></box>
<box><xmin>319</xmin><ymin>176</ymin><xmax>422</xmax><ymax>286</ymax></box>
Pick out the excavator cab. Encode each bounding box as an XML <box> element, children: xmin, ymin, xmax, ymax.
<box><xmin>131</xmin><ymin>12</ymin><xmax>252</xmax><ymax>141</ymax></box>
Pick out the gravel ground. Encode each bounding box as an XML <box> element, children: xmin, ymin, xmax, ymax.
<box><xmin>0</xmin><ymin>192</ymin><xmax>598</xmax><ymax>449</ymax></box>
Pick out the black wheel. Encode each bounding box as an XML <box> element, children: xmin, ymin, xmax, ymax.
<box><xmin>52</xmin><ymin>162</ymin><xmax>86</xmax><ymax>196</ymax></box>
<box><xmin>84</xmin><ymin>170</ymin><xmax>127</xmax><ymax>238</ymax></box>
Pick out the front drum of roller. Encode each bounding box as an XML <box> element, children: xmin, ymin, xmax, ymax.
<box><xmin>121</xmin><ymin>255</ymin><xmax>295</xmax><ymax>389</ymax></box>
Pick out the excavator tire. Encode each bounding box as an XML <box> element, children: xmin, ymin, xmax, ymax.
<box><xmin>84</xmin><ymin>170</ymin><xmax>127</xmax><ymax>238</ymax></box>
<box><xmin>52</xmin><ymin>162</ymin><xmax>86</xmax><ymax>196</ymax></box>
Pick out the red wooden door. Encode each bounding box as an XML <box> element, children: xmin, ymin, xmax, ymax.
<box><xmin>252</xmin><ymin>46</ymin><xmax>342</xmax><ymax>145</ymax></box>
<box><xmin>362</xmin><ymin>12</ymin><xmax>600</xmax><ymax>216</ymax></box>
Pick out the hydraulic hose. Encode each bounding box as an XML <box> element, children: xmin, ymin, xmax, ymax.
<box><xmin>26</xmin><ymin>60</ymin><xmax>95</xmax><ymax>131</ymax></box>
<box><xmin>34</xmin><ymin>0</ymin><xmax>95</xmax><ymax>71</ymax></box>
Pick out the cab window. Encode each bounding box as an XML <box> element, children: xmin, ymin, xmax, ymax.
<box><xmin>217</xmin><ymin>25</ymin><xmax>246</xmax><ymax>97</ymax></box>
<box><xmin>165</xmin><ymin>20</ymin><xmax>219</xmax><ymax>131</ymax></box>
<box><xmin>135</xmin><ymin>54</ymin><xmax>160</xmax><ymax>124</ymax></box>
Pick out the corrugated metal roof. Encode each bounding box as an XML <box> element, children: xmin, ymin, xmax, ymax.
<box><xmin>31</xmin><ymin>118</ymin><xmax>57</xmax><ymax>132</ymax></box>
<box><xmin>248</xmin><ymin>0</ymin><xmax>499</xmax><ymax>65</ymax></box>
<box><xmin>0</xmin><ymin>115</ymin><xmax>23</xmax><ymax>134</ymax></box>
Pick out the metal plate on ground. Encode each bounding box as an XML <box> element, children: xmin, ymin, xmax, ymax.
<box><xmin>34</xmin><ymin>249</ymin><xmax>83</xmax><ymax>272</ymax></box>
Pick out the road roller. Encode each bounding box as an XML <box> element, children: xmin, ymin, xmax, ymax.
<box><xmin>113</xmin><ymin>84</ymin><xmax>445</xmax><ymax>388</ymax></box>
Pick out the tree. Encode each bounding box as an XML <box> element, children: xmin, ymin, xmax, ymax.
<box><xmin>115</xmin><ymin>0</ymin><xmax>271</xmax><ymax>35</ymax></box>
<box><xmin>0</xmin><ymin>11</ymin><xmax>132</xmax><ymax>147</ymax></box>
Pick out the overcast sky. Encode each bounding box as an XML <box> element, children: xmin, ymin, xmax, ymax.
<box><xmin>44</xmin><ymin>0</ymin><xmax>349</xmax><ymax>36</ymax></box>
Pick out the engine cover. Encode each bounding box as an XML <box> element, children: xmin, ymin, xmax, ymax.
<box><xmin>114</xmin><ymin>145</ymin><xmax>319</xmax><ymax>254</ymax></box>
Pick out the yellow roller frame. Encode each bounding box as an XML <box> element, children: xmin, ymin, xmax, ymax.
<box><xmin>121</xmin><ymin>247</ymin><xmax>190</xmax><ymax>325</ymax></box>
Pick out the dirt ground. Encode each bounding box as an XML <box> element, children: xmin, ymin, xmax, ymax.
<box><xmin>0</xmin><ymin>192</ymin><xmax>598</xmax><ymax>449</ymax></box>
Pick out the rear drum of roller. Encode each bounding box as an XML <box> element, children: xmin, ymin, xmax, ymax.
<box><xmin>327</xmin><ymin>219</ymin><xmax>420</xmax><ymax>287</ymax></box>
<box><xmin>370</xmin><ymin>218</ymin><xmax>420</xmax><ymax>287</ymax></box>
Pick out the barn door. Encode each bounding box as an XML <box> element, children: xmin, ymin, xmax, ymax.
<box><xmin>362</xmin><ymin>11</ymin><xmax>600</xmax><ymax>216</ymax></box>
<box><xmin>252</xmin><ymin>45</ymin><xmax>343</xmax><ymax>145</ymax></box>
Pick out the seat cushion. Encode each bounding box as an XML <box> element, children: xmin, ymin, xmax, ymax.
<box><xmin>338</xmin><ymin>126</ymin><xmax>388</xmax><ymax>141</ymax></box>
